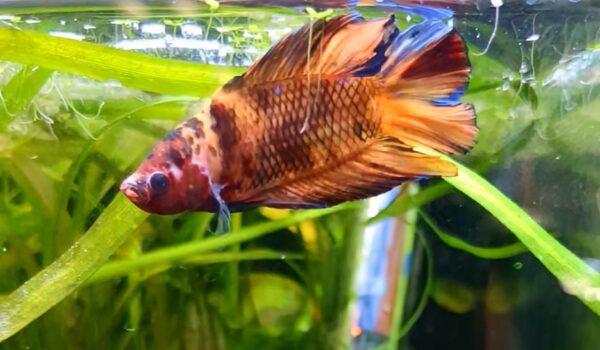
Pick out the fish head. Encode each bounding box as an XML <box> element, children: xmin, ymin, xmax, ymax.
<box><xmin>120</xmin><ymin>124</ymin><xmax>213</xmax><ymax>214</ymax></box>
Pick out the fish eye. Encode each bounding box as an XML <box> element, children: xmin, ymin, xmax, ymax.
<box><xmin>149</xmin><ymin>172</ymin><xmax>169</xmax><ymax>196</ymax></box>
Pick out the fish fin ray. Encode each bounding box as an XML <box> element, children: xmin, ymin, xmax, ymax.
<box><xmin>379</xmin><ymin>98</ymin><xmax>477</xmax><ymax>154</ymax></box>
<box><xmin>237</xmin><ymin>13</ymin><xmax>398</xmax><ymax>87</ymax></box>
<box><xmin>377</xmin><ymin>21</ymin><xmax>477</xmax><ymax>154</ymax></box>
<box><xmin>256</xmin><ymin>137</ymin><xmax>456</xmax><ymax>207</ymax></box>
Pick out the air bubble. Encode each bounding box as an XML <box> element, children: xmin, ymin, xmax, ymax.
<box><xmin>519</xmin><ymin>62</ymin><xmax>529</xmax><ymax>74</ymax></box>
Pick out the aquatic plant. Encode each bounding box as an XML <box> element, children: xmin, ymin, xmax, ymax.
<box><xmin>0</xmin><ymin>3</ymin><xmax>598</xmax><ymax>349</ymax></box>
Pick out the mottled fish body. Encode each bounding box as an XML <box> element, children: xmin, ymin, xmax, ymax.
<box><xmin>121</xmin><ymin>13</ymin><xmax>477</xmax><ymax>215</ymax></box>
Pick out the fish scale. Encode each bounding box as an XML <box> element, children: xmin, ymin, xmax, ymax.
<box><xmin>234</xmin><ymin>76</ymin><xmax>381</xmax><ymax>194</ymax></box>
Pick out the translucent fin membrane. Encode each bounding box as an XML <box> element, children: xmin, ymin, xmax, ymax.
<box><xmin>208</xmin><ymin>181</ymin><xmax>231</xmax><ymax>234</ymax></box>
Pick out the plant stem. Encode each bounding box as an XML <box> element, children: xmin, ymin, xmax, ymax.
<box><xmin>0</xmin><ymin>194</ymin><xmax>149</xmax><ymax>342</ymax></box>
<box><xmin>366</xmin><ymin>181</ymin><xmax>451</xmax><ymax>225</ymax></box>
<box><xmin>0</xmin><ymin>28</ymin><xmax>244</xmax><ymax>97</ymax></box>
<box><xmin>90</xmin><ymin>204</ymin><xmax>356</xmax><ymax>284</ymax></box>
<box><xmin>226</xmin><ymin>213</ymin><xmax>242</xmax><ymax>327</ymax></box>
<box><xmin>387</xmin><ymin>183</ymin><xmax>418</xmax><ymax>349</ymax></box>
<box><xmin>321</xmin><ymin>206</ymin><xmax>365</xmax><ymax>350</ymax></box>
<box><xmin>393</xmin><ymin>230</ymin><xmax>434</xmax><ymax>343</ymax></box>
<box><xmin>419</xmin><ymin>211</ymin><xmax>528</xmax><ymax>259</ymax></box>
<box><xmin>88</xmin><ymin>249</ymin><xmax>305</xmax><ymax>285</ymax></box>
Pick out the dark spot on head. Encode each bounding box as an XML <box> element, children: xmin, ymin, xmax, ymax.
<box><xmin>167</xmin><ymin>148</ymin><xmax>185</xmax><ymax>168</ymax></box>
<box><xmin>184</xmin><ymin>118</ymin><xmax>205</xmax><ymax>139</ymax></box>
<box><xmin>146</xmin><ymin>152</ymin><xmax>154</xmax><ymax>160</ymax></box>
<box><xmin>182</xmin><ymin>142</ymin><xmax>192</xmax><ymax>157</ymax></box>
<box><xmin>164</xmin><ymin>128</ymin><xmax>183</xmax><ymax>142</ymax></box>
<box><xmin>149</xmin><ymin>172</ymin><xmax>169</xmax><ymax>196</ymax></box>
<box><xmin>208</xmin><ymin>145</ymin><xmax>217</xmax><ymax>157</ymax></box>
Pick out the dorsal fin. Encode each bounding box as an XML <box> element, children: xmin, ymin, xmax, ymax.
<box><xmin>239</xmin><ymin>13</ymin><xmax>398</xmax><ymax>86</ymax></box>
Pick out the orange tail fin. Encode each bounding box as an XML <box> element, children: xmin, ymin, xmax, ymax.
<box><xmin>377</xmin><ymin>21</ymin><xmax>477</xmax><ymax>155</ymax></box>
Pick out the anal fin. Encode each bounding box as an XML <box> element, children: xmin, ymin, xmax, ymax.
<box><xmin>257</xmin><ymin>137</ymin><xmax>456</xmax><ymax>208</ymax></box>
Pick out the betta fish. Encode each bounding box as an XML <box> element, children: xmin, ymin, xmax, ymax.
<box><xmin>120</xmin><ymin>13</ymin><xmax>477</xmax><ymax>218</ymax></box>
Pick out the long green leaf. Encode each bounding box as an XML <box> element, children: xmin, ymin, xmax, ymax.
<box><xmin>87</xmin><ymin>249</ymin><xmax>304</xmax><ymax>285</ymax></box>
<box><xmin>441</xmin><ymin>155</ymin><xmax>600</xmax><ymax>315</ymax></box>
<box><xmin>1</xmin><ymin>65</ymin><xmax>53</xmax><ymax>114</ymax></box>
<box><xmin>419</xmin><ymin>211</ymin><xmax>528</xmax><ymax>259</ymax></box>
<box><xmin>89</xmin><ymin>203</ymin><xmax>356</xmax><ymax>284</ymax></box>
<box><xmin>0</xmin><ymin>194</ymin><xmax>149</xmax><ymax>342</ymax></box>
<box><xmin>0</xmin><ymin>28</ymin><xmax>244</xmax><ymax>97</ymax></box>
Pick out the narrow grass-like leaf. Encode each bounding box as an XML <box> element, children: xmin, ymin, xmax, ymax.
<box><xmin>88</xmin><ymin>203</ymin><xmax>356</xmax><ymax>284</ymax></box>
<box><xmin>419</xmin><ymin>211</ymin><xmax>528</xmax><ymax>259</ymax></box>
<box><xmin>367</xmin><ymin>182</ymin><xmax>451</xmax><ymax>225</ymax></box>
<box><xmin>387</xmin><ymin>184</ymin><xmax>419</xmax><ymax>349</ymax></box>
<box><xmin>0</xmin><ymin>5</ymin><xmax>297</xmax><ymax>17</ymax></box>
<box><xmin>439</xmin><ymin>155</ymin><xmax>600</xmax><ymax>315</ymax></box>
<box><xmin>0</xmin><ymin>194</ymin><xmax>148</xmax><ymax>342</ymax></box>
<box><xmin>0</xmin><ymin>65</ymin><xmax>52</xmax><ymax>116</ymax></box>
<box><xmin>0</xmin><ymin>28</ymin><xmax>244</xmax><ymax>97</ymax></box>
<box><xmin>88</xmin><ymin>249</ymin><xmax>304</xmax><ymax>285</ymax></box>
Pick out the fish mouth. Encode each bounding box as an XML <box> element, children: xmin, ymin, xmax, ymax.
<box><xmin>120</xmin><ymin>181</ymin><xmax>149</xmax><ymax>206</ymax></box>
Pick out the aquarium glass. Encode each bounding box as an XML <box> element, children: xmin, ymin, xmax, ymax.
<box><xmin>0</xmin><ymin>1</ymin><xmax>598</xmax><ymax>349</ymax></box>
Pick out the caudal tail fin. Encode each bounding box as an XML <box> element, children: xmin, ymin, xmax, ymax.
<box><xmin>376</xmin><ymin>21</ymin><xmax>477</xmax><ymax>155</ymax></box>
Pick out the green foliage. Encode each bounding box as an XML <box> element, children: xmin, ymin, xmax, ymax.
<box><xmin>0</xmin><ymin>28</ymin><xmax>243</xmax><ymax>97</ymax></box>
